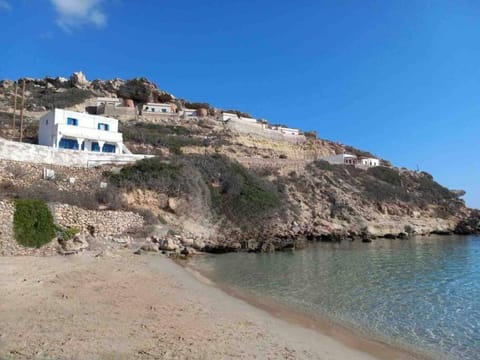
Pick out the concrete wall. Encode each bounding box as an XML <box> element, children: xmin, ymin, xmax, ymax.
<box><xmin>0</xmin><ymin>137</ymin><xmax>153</xmax><ymax>168</ymax></box>
<box><xmin>322</xmin><ymin>154</ymin><xmax>357</xmax><ymax>165</ymax></box>
<box><xmin>97</xmin><ymin>104</ymin><xmax>137</xmax><ymax>118</ymax></box>
<box><xmin>226</xmin><ymin>118</ymin><xmax>305</xmax><ymax>143</ymax></box>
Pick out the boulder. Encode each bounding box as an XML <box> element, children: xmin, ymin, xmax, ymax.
<box><xmin>192</xmin><ymin>239</ymin><xmax>205</xmax><ymax>251</ymax></box>
<box><xmin>140</xmin><ymin>243</ymin><xmax>159</xmax><ymax>252</ymax></box>
<box><xmin>149</xmin><ymin>225</ymin><xmax>169</xmax><ymax>241</ymax></box>
<box><xmin>260</xmin><ymin>242</ymin><xmax>275</xmax><ymax>253</ymax></box>
<box><xmin>159</xmin><ymin>238</ymin><xmax>180</xmax><ymax>251</ymax></box>
<box><xmin>293</xmin><ymin>236</ymin><xmax>308</xmax><ymax>250</ymax></box>
<box><xmin>58</xmin><ymin>233</ymin><xmax>89</xmax><ymax>255</ymax></box>
<box><xmin>69</xmin><ymin>71</ymin><xmax>90</xmax><ymax>88</ymax></box>
<box><xmin>242</xmin><ymin>239</ymin><xmax>259</xmax><ymax>251</ymax></box>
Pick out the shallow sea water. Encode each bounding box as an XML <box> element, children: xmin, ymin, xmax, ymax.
<box><xmin>189</xmin><ymin>235</ymin><xmax>480</xmax><ymax>360</ymax></box>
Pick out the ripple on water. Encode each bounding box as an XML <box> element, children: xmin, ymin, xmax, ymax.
<box><xmin>190</xmin><ymin>235</ymin><xmax>480</xmax><ymax>360</ymax></box>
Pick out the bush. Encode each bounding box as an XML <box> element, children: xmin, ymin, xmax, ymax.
<box><xmin>310</xmin><ymin>160</ymin><xmax>334</xmax><ymax>171</ymax></box>
<box><xmin>14</xmin><ymin>199</ymin><xmax>56</xmax><ymax>248</ymax></box>
<box><xmin>28</xmin><ymin>87</ymin><xmax>93</xmax><ymax>110</ymax></box>
<box><xmin>121</xmin><ymin>123</ymin><xmax>203</xmax><ymax>154</ymax></box>
<box><xmin>55</xmin><ymin>226</ymin><xmax>80</xmax><ymax>241</ymax></box>
<box><xmin>367</xmin><ymin>167</ymin><xmax>402</xmax><ymax>186</ymax></box>
<box><xmin>106</xmin><ymin>155</ymin><xmax>283</xmax><ymax>227</ymax></box>
<box><xmin>108</xmin><ymin>158</ymin><xmax>183</xmax><ymax>195</ymax></box>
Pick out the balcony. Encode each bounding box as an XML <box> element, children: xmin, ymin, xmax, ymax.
<box><xmin>56</xmin><ymin>124</ymin><xmax>122</xmax><ymax>143</ymax></box>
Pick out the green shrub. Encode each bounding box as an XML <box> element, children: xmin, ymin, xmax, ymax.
<box><xmin>107</xmin><ymin>155</ymin><xmax>283</xmax><ymax>227</ymax></box>
<box><xmin>310</xmin><ymin>160</ymin><xmax>335</xmax><ymax>171</ymax></box>
<box><xmin>55</xmin><ymin>226</ymin><xmax>80</xmax><ymax>241</ymax></box>
<box><xmin>121</xmin><ymin>123</ymin><xmax>203</xmax><ymax>154</ymax></box>
<box><xmin>108</xmin><ymin>158</ymin><xmax>183</xmax><ymax>194</ymax></box>
<box><xmin>13</xmin><ymin>199</ymin><xmax>56</xmax><ymax>248</ymax></box>
<box><xmin>27</xmin><ymin>87</ymin><xmax>93</xmax><ymax>110</ymax></box>
<box><xmin>367</xmin><ymin>167</ymin><xmax>402</xmax><ymax>186</ymax></box>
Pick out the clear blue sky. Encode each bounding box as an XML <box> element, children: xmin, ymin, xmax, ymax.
<box><xmin>1</xmin><ymin>0</ymin><xmax>479</xmax><ymax>208</ymax></box>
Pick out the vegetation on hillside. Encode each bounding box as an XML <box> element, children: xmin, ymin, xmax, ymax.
<box><xmin>13</xmin><ymin>199</ymin><xmax>56</xmax><ymax>248</ymax></box>
<box><xmin>121</xmin><ymin>123</ymin><xmax>205</xmax><ymax>155</ymax></box>
<box><xmin>107</xmin><ymin>155</ymin><xmax>283</xmax><ymax>227</ymax></box>
<box><xmin>305</xmin><ymin>161</ymin><xmax>459</xmax><ymax>216</ymax></box>
<box><xmin>24</xmin><ymin>87</ymin><xmax>94</xmax><ymax>110</ymax></box>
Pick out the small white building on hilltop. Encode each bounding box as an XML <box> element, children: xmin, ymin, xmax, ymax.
<box><xmin>321</xmin><ymin>153</ymin><xmax>358</xmax><ymax>165</ymax></box>
<box><xmin>359</xmin><ymin>157</ymin><xmax>380</xmax><ymax>168</ymax></box>
<box><xmin>277</xmin><ymin>126</ymin><xmax>300</xmax><ymax>136</ymax></box>
<box><xmin>321</xmin><ymin>153</ymin><xmax>380</xmax><ymax>168</ymax></box>
<box><xmin>39</xmin><ymin>109</ymin><xmax>124</xmax><ymax>154</ymax></box>
<box><xmin>143</xmin><ymin>103</ymin><xmax>175</xmax><ymax>114</ymax></box>
<box><xmin>221</xmin><ymin>112</ymin><xmax>239</xmax><ymax>122</ymax></box>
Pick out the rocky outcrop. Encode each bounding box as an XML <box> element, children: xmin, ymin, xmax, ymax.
<box><xmin>58</xmin><ymin>233</ymin><xmax>89</xmax><ymax>255</ymax></box>
<box><xmin>69</xmin><ymin>71</ymin><xmax>90</xmax><ymax>88</ymax></box>
<box><xmin>454</xmin><ymin>211</ymin><xmax>480</xmax><ymax>234</ymax></box>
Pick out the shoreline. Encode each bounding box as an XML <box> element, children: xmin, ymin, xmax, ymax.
<box><xmin>0</xmin><ymin>252</ymin><xmax>381</xmax><ymax>359</ymax></box>
<box><xmin>182</xmin><ymin>258</ymin><xmax>437</xmax><ymax>360</ymax></box>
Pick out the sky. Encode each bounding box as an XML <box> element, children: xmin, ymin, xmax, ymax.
<box><xmin>0</xmin><ymin>0</ymin><xmax>479</xmax><ymax>208</ymax></box>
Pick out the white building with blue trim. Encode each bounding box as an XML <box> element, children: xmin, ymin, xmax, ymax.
<box><xmin>38</xmin><ymin>109</ymin><xmax>125</xmax><ymax>154</ymax></box>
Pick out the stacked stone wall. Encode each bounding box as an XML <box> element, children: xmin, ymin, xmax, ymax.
<box><xmin>0</xmin><ymin>200</ymin><xmax>144</xmax><ymax>256</ymax></box>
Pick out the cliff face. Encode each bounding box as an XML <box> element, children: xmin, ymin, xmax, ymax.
<box><xmin>0</xmin><ymin>72</ymin><xmax>475</xmax><ymax>253</ymax></box>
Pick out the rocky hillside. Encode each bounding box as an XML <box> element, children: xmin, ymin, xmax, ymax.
<box><xmin>0</xmin><ymin>72</ymin><xmax>476</xmax><ymax>254</ymax></box>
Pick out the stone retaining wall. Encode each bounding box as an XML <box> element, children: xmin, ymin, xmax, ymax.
<box><xmin>0</xmin><ymin>200</ymin><xmax>145</xmax><ymax>256</ymax></box>
<box><xmin>52</xmin><ymin>203</ymin><xmax>144</xmax><ymax>237</ymax></box>
<box><xmin>226</xmin><ymin>119</ymin><xmax>305</xmax><ymax>143</ymax></box>
<box><xmin>0</xmin><ymin>137</ymin><xmax>153</xmax><ymax>168</ymax></box>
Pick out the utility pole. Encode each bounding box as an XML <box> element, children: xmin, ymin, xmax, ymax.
<box><xmin>12</xmin><ymin>81</ymin><xmax>18</xmax><ymax>129</ymax></box>
<box><xmin>19</xmin><ymin>80</ymin><xmax>26</xmax><ymax>142</ymax></box>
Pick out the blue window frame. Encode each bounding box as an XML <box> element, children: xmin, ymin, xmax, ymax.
<box><xmin>97</xmin><ymin>123</ymin><xmax>109</xmax><ymax>131</ymax></box>
<box><xmin>59</xmin><ymin>138</ymin><xmax>79</xmax><ymax>150</ymax></box>
<box><xmin>91</xmin><ymin>142</ymin><xmax>100</xmax><ymax>152</ymax></box>
<box><xmin>103</xmin><ymin>144</ymin><xmax>116</xmax><ymax>153</ymax></box>
<box><xmin>67</xmin><ymin>117</ymin><xmax>78</xmax><ymax>126</ymax></box>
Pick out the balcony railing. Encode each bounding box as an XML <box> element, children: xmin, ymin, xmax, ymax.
<box><xmin>56</xmin><ymin>124</ymin><xmax>122</xmax><ymax>143</ymax></box>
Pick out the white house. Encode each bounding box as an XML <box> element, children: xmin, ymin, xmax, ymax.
<box><xmin>278</xmin><ymin>127</ymin><xmax>300</xmax><ymax>136</ymax></box>
<box><xmin>143</xmin><ymin>103</ymin><xmax>174</xmax><ymax>114</ymax></box>
<box><xmin>39</xmin><ymin>109</ymin><xmax>124</xmax><ymax>154</ymax></box>
<box><xmin>182</xmin><ymin>108</ymin><xmax>198</xmax><ymax>117</ymax></box>
<box><xmin>359</xmin><ymin>157</ymin><xmax>380</xmax><ymax>168</ymax></box>
<box><xmin>221</xmin><ymin>112</ymin><xmax>239</xmax><ymax>122</ymax></box>
<box><xmin>321</xmin><ymin>153</ymin><xmax>358</xmax><ymax>165</ymax></box>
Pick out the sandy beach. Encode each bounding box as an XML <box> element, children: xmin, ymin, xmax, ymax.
<box><xmin>0</xmin><ymin>252</ymin><xmax>411</xmax><ymax>360</ymax></box>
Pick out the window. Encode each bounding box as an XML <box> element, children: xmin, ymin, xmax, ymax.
<box><xmin>161</xmin><ymin>108</ymin><xmax>167</xmax><ymax>113</ymax></box>
<box><xmin>91</xmin><ymin>142</ymin><xmax>100</xmax><ymax>152</ymax></box>
<box><xmin>98</xmin><ymin>123</ymin><xmax>109</xmax><ymax>131</ymax></box>
<box><xmin>59</xmin><ymin>138</ymin><xmax>79</xmax><ymax>150</ymax></box>
<box><xmin>67</xmin><ymin>117</ymin><xmax>78</xmax><ymax>126</ymax></box>
<box><xmin>102</xmin><ymin>144</ymin><xmax>116</xmax><ymax>153</ymax></box>
<box><xmin>46</xmin><ymin>119</ymin><xmax>48</xmax><ymax>125</ymax></box>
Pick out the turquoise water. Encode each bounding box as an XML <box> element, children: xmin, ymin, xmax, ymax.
<box><xmin>189</xmin><ymin>235</ymin><xmax>480</xmax><ymax>359</ymax></box>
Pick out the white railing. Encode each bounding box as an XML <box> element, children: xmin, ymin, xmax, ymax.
<box><xmin>56</xmin><ymin>124</ymin><xmax>122</xmax><ymax>143</ymax></box>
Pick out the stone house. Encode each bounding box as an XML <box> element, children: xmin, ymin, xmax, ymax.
<box><xmin>143</xmin><ymin>102</ymin><xmax>176</xmax><ymax>114</ymax></box>
<box><xmin>39</xmin><ymin>109</ymin><xmax>125</xmax><ymax>154</ymax></box>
